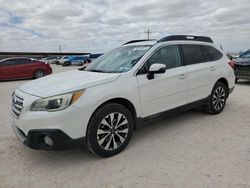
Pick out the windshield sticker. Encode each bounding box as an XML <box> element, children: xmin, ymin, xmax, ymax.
<box><xmin>132</xmin><ymin>47</ymin><xmax>150</xmax><ymax>51</ymax></box>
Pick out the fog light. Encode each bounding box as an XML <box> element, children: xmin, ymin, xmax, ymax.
<box><xmin>44</xmin><ymin>136</ymin><xmax>53</xmax><ymax>146</ymax></box>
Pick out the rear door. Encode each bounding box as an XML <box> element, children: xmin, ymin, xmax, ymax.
<box><xmin>180</xmin><ymin>44</ymin><xmax>216</xmax><ymax>103</ymax></box>
<box><xmin>136</xmin><ymin>45</ymin><xmax>188</xmax><ymax>117</ymax></box>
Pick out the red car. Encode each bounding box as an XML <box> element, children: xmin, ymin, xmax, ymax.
<box><xmin>0</xmin><ymin>57</ymin><xmax>52</xmax><ymax>81</ymax></box>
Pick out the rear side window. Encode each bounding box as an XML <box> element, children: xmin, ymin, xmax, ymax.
<box><xmin>203</xmin><ymin>46</ymin><xmax>223</xmax><ymax>61</ymax></box>
<box><xmin>181</xmin><ymin>45</ymin><xmax>204</xmax><ymax>65</ymax></box>
<box><xmin>201</xmin><ymin>46</ymin><xmax>212</xmax><ymax>62</ymax></box>
<box><xmin>0</xmin><ymin>60</ymin><xmax>16</xmax><ymax>66</ymax></box>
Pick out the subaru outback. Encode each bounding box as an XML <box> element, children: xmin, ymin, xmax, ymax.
<box><xmin>11</xmin><ymin>35</ymin><xmax>235</xmax><ymax>157</ymax></box>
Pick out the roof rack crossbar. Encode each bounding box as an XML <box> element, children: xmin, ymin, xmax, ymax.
<box><xmin>123</xmin><ymin>39</ymin><xmax>155</xmax><ymax>45</ymax></box>
<box><xmin>158</xmin><ymin>35</ymin><xmax>213</xmax><ymax>43</ymax></box>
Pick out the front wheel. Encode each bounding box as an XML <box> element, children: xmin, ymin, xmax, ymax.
<box><xmin>34</xmin><ymin>70</ymin><xmax>45</xmax><ymax>79</ymax></box>
<box><xmin>86</xmin><ymin>103</ymin><xmax>134</xmax><ymax>157</ymax></box>
<box><xmin>205</xmin><ymin>82</ymin><xmax>228</xmax><ymax>114</ymax></box>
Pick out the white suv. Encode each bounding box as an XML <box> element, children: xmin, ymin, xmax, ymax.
<box><xmin>11</xmin><ymin>35</ymin><xmax>235</xmax><ymax>157</ymax></box>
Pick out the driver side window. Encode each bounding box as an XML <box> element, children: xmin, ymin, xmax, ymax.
<box><xmin>138</xmin><ymin>45</ymin><xmax>181</xmax><ymax>74</ymax></box>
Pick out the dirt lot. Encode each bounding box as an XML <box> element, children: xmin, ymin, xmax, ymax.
<box><xmin>0</xmin><ymin>65</ymin><xmax>250</xmax><ymax>188</ymax></box>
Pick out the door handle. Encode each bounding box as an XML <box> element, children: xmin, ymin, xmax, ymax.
<box><xmin>178</xmin><ymin>73</ymin><xmax>187</xmax><ymax>79</ymax></box>
<box><xmin>210</xmin><ymin>66</ymin><xmax>216</xmax><ymax>71</ymax></box>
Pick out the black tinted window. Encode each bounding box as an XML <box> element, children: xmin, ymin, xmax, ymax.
<box><xmin>181</xmin><ymin>45</ymin><xmax>204</xmax><ymax>65</ymax></box>
<box><xmin>0</xmin><ymin>59</ymin><xmax>31</xmax><ymax>66</ymax></box>
<box><xmin>46</xmin><ymin>57</ymin><xmax>54</xmax><ymax>60</ymax></box>
<box><xmin>14</xmin><ymin>59</ymin><xmax>31</xmax><ymax>64</ymax></box>
<box><xmin>203</xmin><ymin>46</ymin><xmax>223</xmax><ymax>61</ymax></box>
<box><xmin>201</xmin><ymin>46</ymin><xmax>212</xmax><ymax>62</ymax></box>
<box><xmin>138</xmin><ymin>45</ymin><xmax>181</xmax><ymax>74</ymax></box>
<box><xmin>0</xmin><ymin>60</ymin><xmax>16</xmax><ymax>66</ymax></box>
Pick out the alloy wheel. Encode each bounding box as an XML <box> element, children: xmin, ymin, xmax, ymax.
<box><xmin>35</xmin><ymin>71</ymin><xmax>45</xmax><ymax>78</ymax></box>
<box><xmin>97</xmin><ymin>112</ymin><xmax>129</xmax><ymax>151</ymax></box>
<box><xmin>212</xmin><ymin>86</ymin><xmax>226</xmax><ymax>111</ymax></box>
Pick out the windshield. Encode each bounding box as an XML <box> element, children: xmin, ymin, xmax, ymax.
<box><xmin>240</xmin><ymin>51</ymin><xmax>250</xmax><ymax>58</ymax></box>
<box><xmin>85</xmin><ymin>45</ymin><xmax>151</xmax><ymax>73</ymax></box>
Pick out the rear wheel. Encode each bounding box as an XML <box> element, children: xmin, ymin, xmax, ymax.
<box><xmin>205</xmin><ymin>81</ymin><xmax>228</xmax><ymax>114</ymax></box>
<box><xmin>34</xmin><ymin>70</ymin><xmax>45</xmax><ymax>79</ymax></box>
<box><xmin>86</xmin><ymin>103</ymin><xmax>134</xmax><ymax>157</ymax></box>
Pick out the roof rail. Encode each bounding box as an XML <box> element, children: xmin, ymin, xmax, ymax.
<box><xmin>123</xmin><ymin>39</ymin><xmax>155</xmax><ymax>45</ymax></box>
<box><xmin>158</xmin><ymin>35</ymin><xmax>213</xmax><ymax>43</ymax></box>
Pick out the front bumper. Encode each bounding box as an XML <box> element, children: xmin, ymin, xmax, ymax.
<box><xmin>12</xmin><ymin>123</ymin><xmax>85</xmax><ymax>150</ymax></box>
<box><xmin>11</xmin><ymin>89</ymin><xmax>92</xmax><ymax>139</ymax></box>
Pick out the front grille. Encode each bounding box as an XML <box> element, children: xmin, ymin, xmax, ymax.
<box><xmin>11</xmin><ymin>93</ymin><xmax>24</xmax><ymax>118</ymax></box>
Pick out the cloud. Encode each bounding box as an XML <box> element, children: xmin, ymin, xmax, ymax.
<box><xmin>0</xmin><ymin>0</ymin><xmax>249</xmax><ymax>53</ymax></box>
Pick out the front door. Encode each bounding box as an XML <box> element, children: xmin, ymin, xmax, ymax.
<box><xmin>136</xmin><ymin>45</ymin><xmax>188</xmax><ymax>117</ymax></box>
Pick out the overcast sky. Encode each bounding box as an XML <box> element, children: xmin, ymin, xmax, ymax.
<box><xmin>0</xmin><ymin>0</ymin><xmax>249</xmax><ymax>53</ymax></box>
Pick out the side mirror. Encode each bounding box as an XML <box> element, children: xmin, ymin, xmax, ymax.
<box><xmin>147</xmin><ymin>63</ymin><xmax>166</xmax><ymax>80</ymax></box>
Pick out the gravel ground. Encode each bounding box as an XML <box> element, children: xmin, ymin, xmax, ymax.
<box><xmin>0</xmin><ymin>65</ymin><xmax>250</xmax><ymax>188</ymax></box>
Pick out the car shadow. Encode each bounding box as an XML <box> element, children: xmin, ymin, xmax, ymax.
<box><xmin>132</xmin><ymin>109</ymin><xmax>204</xmax><ymax>141</ymax></box>
<box><xmin>0</xmin><ymin>78</ymin><xmax>33</xmax><ymax>83</ymax></box>
<box><xmin>17</xmin><ymin>109</ymin><xmax>208</xmax><ymax>165</ymax></box>
<box><xmin>236</xmin><ymin>80</ymin><xmax>250</xmax><ymax>85</ymax></box>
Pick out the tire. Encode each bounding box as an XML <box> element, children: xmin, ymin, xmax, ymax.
<box><xmin>235</xmin><ymin>78</ymin><xmax>238</xmax><ymax>83</ymax></box>
<box><xmin>86</xmin><ymin>103</ymin><xmax>134</xmax><ymax>157</ymax></box>
<box><xmin>34</xmin><ymin>70</ymin><xmax>45</xmax><ymax>79</ymax></box>
<box><xmin>62</xmin><ymin>62</ymin><xmax>70</xmax><ymax>66</ymax></box>
<box><xmin>205</xmin><ymin>81</ymin><xmax>228</xmax><ymax>114</ymax></box>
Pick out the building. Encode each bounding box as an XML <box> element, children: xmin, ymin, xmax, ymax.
<box><xmin>0</xmin><ymin>52</ymin><xmax>90</xmax><ymax>60</ymax></box>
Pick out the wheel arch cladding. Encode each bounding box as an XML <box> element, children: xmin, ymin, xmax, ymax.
<box><xmin>34</xmin><ymin>69</ymin><xmax>45</xmax><ymax>76</ymax></box>
<box><xmin>216</xmin><ymin>78</ymin><xmax>229</xmax><ymax>97</ymax></box>
<box><xmin>87</xmin><ymin>98</ymin><xmax>138</xmax><ymax>133</ymax></box>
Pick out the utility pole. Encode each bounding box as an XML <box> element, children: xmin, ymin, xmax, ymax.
<box><xmin>59</xmin><ymin>45</ymin><xmax>62</xmax><ymax>53</ymax></box>
<box><xmin>145</xmin><ymin>29</ymin><xmax>152</xmax><ymax>40</ymax></box>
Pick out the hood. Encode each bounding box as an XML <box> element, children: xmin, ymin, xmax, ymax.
<box><xmin>234</xmin><ymin>57</ymin><xmax>250</xmax><ymax>65</ymax></box>
<box><xmin>19</xmin><ymin>70</ymin><xmax>120</xmax><ymax>98</ymax></box>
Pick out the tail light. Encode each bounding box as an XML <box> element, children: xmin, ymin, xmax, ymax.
<box><xmin>228</xmin><ymin>61</ymin><xmax>236</xmax><ymax>70</ymax></box>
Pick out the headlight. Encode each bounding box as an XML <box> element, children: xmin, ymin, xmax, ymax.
<box><xmin>30</xmin><ymin>90</ymin><xmax>84</xmax><ymax>112</ymax></box>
